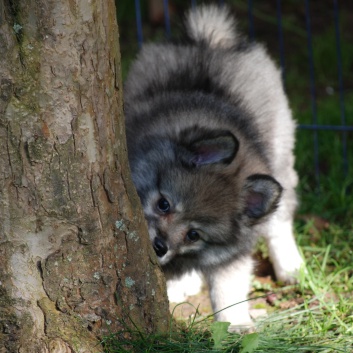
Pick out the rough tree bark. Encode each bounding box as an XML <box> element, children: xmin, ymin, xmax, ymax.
<box><xmin>0</xmin><ymin>0</ymin><xmax>169</xmax><ymax>352</ymax></box>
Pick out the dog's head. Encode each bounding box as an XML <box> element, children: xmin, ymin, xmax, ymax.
<box><xmin>130</xmin><ymin>126</ymin><xmax>282</xmax><ymax>268</ymax></box>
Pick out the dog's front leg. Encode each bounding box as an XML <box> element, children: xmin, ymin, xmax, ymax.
<box><xmin>205</xmin><ymin>256</ymin><xmax>254</xmax><ymax>332</ymax></box>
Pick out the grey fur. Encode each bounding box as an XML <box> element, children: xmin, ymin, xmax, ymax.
<box><xmin>124</xmin><ymin>4</ymin><xmax>303</xmax><ymax>328</ymax></box>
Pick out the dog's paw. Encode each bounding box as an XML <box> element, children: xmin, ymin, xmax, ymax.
<box><xmin>274</xmin><ymin>256</ymin><xmax>304</xmax><ymax>285</ymax></box>
<box><xmin>216</xmin><ymin>310</ymin><xmax>254</xmax><ymax>334</ymax></box>
<box><xmin>228</xmin><ymin>321</ymin><xmax>255</xmax><ymax>334</ymax></box>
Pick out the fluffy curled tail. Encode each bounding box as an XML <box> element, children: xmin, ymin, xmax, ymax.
<box><xmin>185</xmin><ymin>5</ymin><xmax>239</xmax><ymax>48</ymax></box>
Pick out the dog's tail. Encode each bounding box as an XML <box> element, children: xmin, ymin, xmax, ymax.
<box><xmin>185</xmin><ymin>5</ymin><xmax>239</xmax><ymax>48</ymax></box>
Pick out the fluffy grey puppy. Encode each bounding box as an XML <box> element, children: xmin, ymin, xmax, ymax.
<box><xmin>124</xmin><ymin>5</ymin><xmax>303</xmax><ymax>330</ymax></box>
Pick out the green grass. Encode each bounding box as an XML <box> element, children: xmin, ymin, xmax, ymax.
<box><xmin>102</xmin><ymin>225</ymin><xmax>353</xmax><ymax>352</ymax></box>
<box><xmin>102</xmin><ymin>219</ymin><xmax>353</xmax><ymax>351</ymax></box>
<box><xmin>114</xmin><ymin>2</ymin><xmax>353</xmax><ymax>351</ymax></box>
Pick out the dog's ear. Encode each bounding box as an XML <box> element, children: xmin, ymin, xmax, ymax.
<box><xmin>177</xmin><ymin>129</ymin><xmax>239</xmax><ymax>167</ymax></box>
<box><xmin>242</xmin><ymin>174</ymin><xmax>282</xmax><ymax>220</ymax></box>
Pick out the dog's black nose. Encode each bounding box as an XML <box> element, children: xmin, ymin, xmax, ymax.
<box><xmin>153</xmin><ymin>237</ymin><xmax>168</xmax><ymax>257</ymax></box>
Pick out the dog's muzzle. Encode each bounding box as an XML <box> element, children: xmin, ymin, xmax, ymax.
<box><xmin>153</xmin><ymin>237</ymin><xmax>168</xmax><ymax>257</ymax></box>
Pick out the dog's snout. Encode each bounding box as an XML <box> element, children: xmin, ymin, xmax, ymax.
<box><xmin>153</xmin><ymin>237</ymin><xmax>168</xmax><ymax>257</ymax></box>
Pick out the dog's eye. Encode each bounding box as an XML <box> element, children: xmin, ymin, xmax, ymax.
<box><xmin>157</xmin><ymin>198</ymin><xmax>170</xmax><ymax>213</ymax></box>
<box><xmin>186</xmin><ymin>230</ymin><xmax>200</xmax><ymax>242</ymax></box>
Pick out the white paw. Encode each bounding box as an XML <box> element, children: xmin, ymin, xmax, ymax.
<box><xmin>217</xmin><ymin>310</ymin><xmax>254</xmax><ymax>334</ymax></box>
<box><xmin>272</xmin><ymin>250</ymin><xmax>304</xmax><ymax>284</ymax></box>
<box><xmin>167</xmin><ymin>270</ymin><xmax>203</xmax><ymax>303</ymax></box>
<box><xmin>228</xmin><ymin>321</ymin><xmax>255</xmax><ymax>333</ymax></box>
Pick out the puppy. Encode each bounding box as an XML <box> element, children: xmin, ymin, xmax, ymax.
<box><xmin>124</xmin><ymin>4</ymin><xmax>303</xmax><ymax>330</ymax></box>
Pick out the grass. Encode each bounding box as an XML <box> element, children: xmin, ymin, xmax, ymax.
<box><xmin>113</xmin><ymin>1</ymin><xmax>353</xmax><ymax>351</ymax></box>
<box><xmin>103</xmin><ymin>224</ymin><xmax>353</xmax><ymax>352</ymax></box>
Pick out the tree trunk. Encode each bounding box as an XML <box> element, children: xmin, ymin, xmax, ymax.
<box><xmin>0</xmin><ymin>0</ymin><xmax>169</xmax><ymax>352</ymax></box>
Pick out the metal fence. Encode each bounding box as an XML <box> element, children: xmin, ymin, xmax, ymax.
<box><xmin>131</xmin><ymin>0</ymin><xmax>352</xmax><ymax>187</ymax></box>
